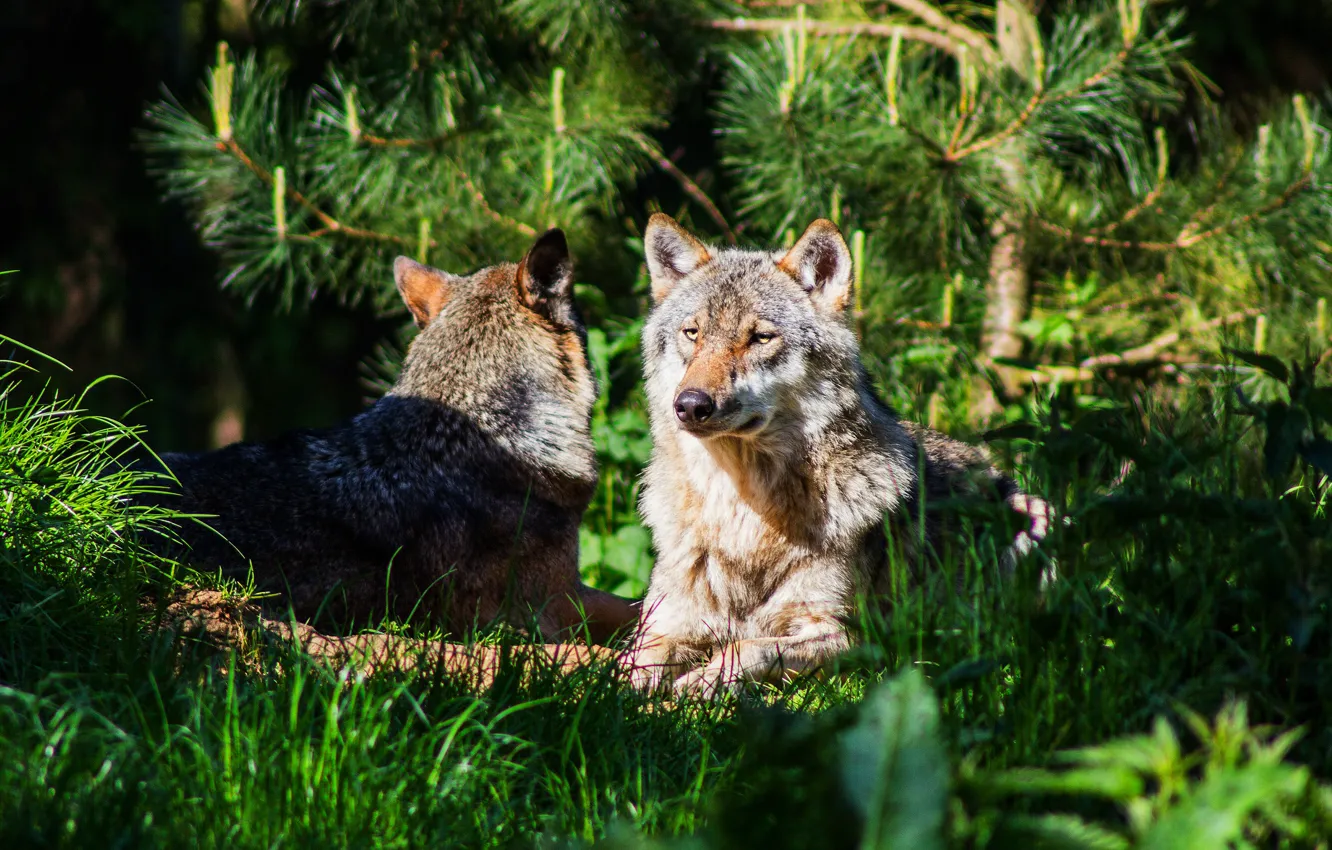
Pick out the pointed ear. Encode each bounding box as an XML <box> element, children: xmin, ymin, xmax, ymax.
<box><xmin>517</xmin><ymin>228</ymin><xmax>576</xmax><ymax>322</ymax></box>
<box><xmin>777</xmin><ymin>219</ymin><xmax>853</xmax><ymax>314</ymax></box>
<box><xmin>394</xmin><ymin>257</ymin><xmax>454</xmax><ymax>328</ymax></box>
<box><xmin>644</xmin><ymin>213</ymin><xmax>712</xmax><ymax>303</ymax></box>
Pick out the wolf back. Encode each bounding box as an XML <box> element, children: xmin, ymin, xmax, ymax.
<box><xmin>141</xmin><ymin>230</ymin><xmax>637</xmax><ymax>643</ymax></box>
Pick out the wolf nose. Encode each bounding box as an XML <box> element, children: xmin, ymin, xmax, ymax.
<box><xmin>674</xmin><ymin>389</ymin><xmax>716</xmax><ymax>424</ymax></box>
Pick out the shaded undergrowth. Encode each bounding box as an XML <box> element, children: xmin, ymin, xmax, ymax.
<box><xmin>1</xmin><ymin>340</ymin><xmax>1331</xmax><ymax>848</ymax></box>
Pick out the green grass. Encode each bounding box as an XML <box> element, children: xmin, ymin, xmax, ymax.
<box><xmin>2</xmin><ymin>339</ymin><xmax>1331</xmax><ymax>848</ymax></box>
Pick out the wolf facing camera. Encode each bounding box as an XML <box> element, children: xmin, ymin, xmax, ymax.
<box><xmin>625</xmin><ymin>214</ymin><xmax>1051</xmax><ymax>695</ymax></box>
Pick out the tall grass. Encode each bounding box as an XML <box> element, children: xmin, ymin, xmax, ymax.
<box><xmin>1</xmin><ymin>336</ymin><xmax>1330</xmax><ymax>848</ymax></box>
<box><xmin>0</xmin><ymin>340</ymin><xmax>184</xmax><ymax>684</ymax></box>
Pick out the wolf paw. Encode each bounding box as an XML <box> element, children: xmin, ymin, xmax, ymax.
<box><xmin>621</xmin><ymin>648</ymin><xmax>675</xmax><ymax>694</ymax></box>
<box><xmin>1008</xmin><ymin>492</ymin><xmax>1053</xmax><ymax>543</ymax></box>
<box><xmin>672</xmin><ymin>661</ymin><xmax>742</xmax><ymax>700</ymax></box>
<box><xmin>627</xmin><ymin>662</ymin><xmax>668</xmax><ymax>693</ymax></box>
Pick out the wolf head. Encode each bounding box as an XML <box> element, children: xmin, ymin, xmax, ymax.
<box><xmin>641</xmin><ymin>214</ymin><xmax>863</xmax><ymax>443</ymax></box>
<box><xmin>389</xmin><ymin>229</ymin><xmax>597</xmax><ymax>480</ymax></box>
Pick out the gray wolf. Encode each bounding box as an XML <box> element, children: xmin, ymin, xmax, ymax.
<box><xmin>145</xmin><ymin>230</ymin><xmax>638</xmax><ymax>644</ymax></box>
<box><xmin>625</xmin><ymin>214</ymin><xmax>1050</xmax><ymax>695</ymax></box>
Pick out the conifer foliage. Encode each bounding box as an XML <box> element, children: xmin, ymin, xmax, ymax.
<box><xmin>710</xmin><ymin>1</ymin><xmax>1332</xmax><ymax>418</ymax></box>
<box><xmin>146</xmin><ymin>0</ymin><xmax>1332</xmax><ymax>414</ymax></box>
<box><xmin>145</xmin><ymin>0</ymin><xmax>722</xmax><ymax>310</ymax></box>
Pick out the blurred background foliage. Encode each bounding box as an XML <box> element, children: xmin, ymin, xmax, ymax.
<box><xmin>5</xmin><ymin>0</ymin><xmax>1332</xmax><ymax>597</ymax></box>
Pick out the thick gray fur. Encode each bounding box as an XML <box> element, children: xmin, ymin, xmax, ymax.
<box><xmin>140</xmin><ymin>230</ymin><xmax>637</xmax><ymax>643</ymax></box>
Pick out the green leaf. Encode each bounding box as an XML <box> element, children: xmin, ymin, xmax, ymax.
<box><xmin>992</xmin><ymin>813</ymin><xmax>1130</xmax><ymax>850</ymax></box>
<box><xmin>1047</xmin><ymin>321</ymin><xmax>1076</xmax><ymax>347</ymax></box>
<box><xmin>985</xmin><ymin>766</ymin><xmax>1144</xmax><ymax>801</ymax></box>
<box><xmin>903</xmin><ymin>344</ymin><xmax>955</xmax><ymax>365</ymax></box>
<box><xmin>586</xmin><ymin>327</ymin><xmax>612</xmax><ymax>389</ymax></box>
<box><xmin>603</xmin><ymin>524</ymin><xmax>653</xmax><ymax>583</ymax></box>
<box><xmin>1224</xmin><ymin>347</ymin><xmax>1290</xmax><ymax>383</ymax></box>
<box><xmin>1017</xmin><ymin>317</ymin><xmax>1049</xmax><ymax>338</ymax></box>
<box><xmin>1140</xmin><ymin>765</ymin><xmax>1306</xmax><ymax>850</ymax></box>
<box><xmin>27</xmin><ymin>464</ymin><xmax>62</xmax><ymax>487</ymax></box>
<box><xmin>578</xmin><ymin>526</ymin><xmax>605</xmax><ymax>570</ymax></box>
<box><xmin>838</xmin><ymin>668</ymin><xmax>947</xmax><ymax>850</ymax></box>
<box><xmin>1052</xmin><ymin>734</ymin><xmax>1163</xmax><ymax>775</ymax></box>
<box><xmin>602</xmin><ymin>428</ymin><xmax>631</xmax><ymax>462</ymax></box>
<box><xmin>610</xmin><ymin>578</ymin><xmax>642</xmax><ymax>597</ymax></box>
<box><xmin>572</xmin><ymin>282</ymin><xmax>609</xmax><ymax>313</ymax></box>
<box><xmin>610</xmin><ymin>406</ymin><xmax>649</xmax><ymax>434</ymax></box>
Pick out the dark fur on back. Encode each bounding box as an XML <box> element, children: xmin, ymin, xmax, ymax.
<box><xmin>142</xmin><ymin>231</ymin><xmax>637</xmax><ymax>642</ymax></box>
<box><xmin>897</xmin><ymin>418</ymin><xmax>1044</xmax><ymax>577</ymax></box>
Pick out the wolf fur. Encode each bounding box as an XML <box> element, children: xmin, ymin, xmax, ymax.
<box><xmin>144</xmin><ymin>230</ymin><xmax>637</xmax><ymax>644</ymax></box>
<box><xmin>625</xmin><ymin>214</ymin><xmax>1050</xmax><ymax>695</ymax></box>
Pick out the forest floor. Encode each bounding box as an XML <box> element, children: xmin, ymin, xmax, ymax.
<box><xmin>3</xmin><ymin>354</ymin><xmax>1332</xmax><ymax>847</ymax></box>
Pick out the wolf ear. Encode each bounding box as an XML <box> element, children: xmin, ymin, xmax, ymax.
<box><xmin>778</xmin><ymin>219</ymin><xmax>853</xmax><ymax>314</ymax></box>
<box><xmin>517</xmin><ymin>228</ymin><xmax>577</xmax><ymax>323</ymax></box>
<box><xmin>394</xmin><ymin>257</ymin><xmax>455</xmax><ymax>328</ymax></box>
<box><xmin>644</xmin><ymin>213</ymin><xmax>712</xmax><ymax>303</ymax></box>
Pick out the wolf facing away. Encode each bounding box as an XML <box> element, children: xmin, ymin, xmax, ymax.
<box><xmin>625</xmin><ymin>214</ymin><xmax>1050</xmax><ymax>695</ymax></box>
<box><xmin>145</xmin><ymin>230</ymin><xmax>637</xmax><ymax>644</ymax></box>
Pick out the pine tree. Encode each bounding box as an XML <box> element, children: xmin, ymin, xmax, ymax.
<box><xmin>145</xmin><ymin>1</ymin><xmax>725</xmax><ymax>311</ymax></box>
<box><xmin>148</xmin><ymin>0</ymin><xmax>1332</xmax><ymax>415</ymax></box>
<box><xmin>708</xmin><ymin>0</ymin><xmax>1332</xmax><ymax>423</ymax></box>
<box><xmin>145</xmin><ymin>0</ymin><xmax>1332</xmax><ymax>589</ymax></box>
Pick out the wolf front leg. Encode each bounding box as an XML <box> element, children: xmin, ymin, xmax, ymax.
<box><xmin>999</xmin><ymin>491</ymin><xmax>1057</xmax><ymax>586</ymax></box>
<box><xmin>621</xmin><ymin>630</ymin><xmax>695</xmax><ymax>693</ymax></box>
<box><xmin>671</xmin><ymin>627</ymin><xmax>852</xmax><ymax>699</ymax></box>
<box><xmin>619</xmin><ymin>590</ymin><xmax>705</xmax><ymax>692</ymax></box>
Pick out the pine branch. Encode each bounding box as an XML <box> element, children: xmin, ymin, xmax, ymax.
<box><xmin>706</xmin><ymin>16</ymin><xmax>975</xmax><ymax>59</ymax></box>
<box><xmin>359</xmin><ymin>131</ymin><xmax>452</xmax><ymax>148</ymax></box>
<box><xmin>946</xmin><ymin>31</ymin><xmax>1164</xmax><ymax>164</ymax></box>
<box><xmin>1047</xmin><ymin>48</ymin><xmax>1129</xmax><ymax>104</ymax></box>
<box><xmin>883</xmin><ymin>0</ymin><xmax>999</xmax><ymax>65</ymax></box>
<box><xmin>1089</xmin><ymin>127</ymin><xmax>1168</xmax><ymax>235</ymax></box>
<box><xmin>216</xmin><ymin>137</ymin><xmax>420</xmax><ymax>247</ymax></box>
<box><xmin>449</xmin><ymin>160</ymin><xmax>538</xmax><ymax>237</ymax></box>
<box><xmin>944</xmin><ymin>89</ymin><xmax>1042</xmax><ymax>161</ymax></box>
<box><xmin>1087</xmin><ymin>181</ymin><xmax>1163</xmax><ymax>236</ymax></box>
<box><xmin>1087</xmin><ymin>291</ymin><xmax>1181</xmax><ymax>315</ymax></box>
<box><xmin>1035</xmin><ymin>171</ymin><xmax>1314</xmax><ymax>252</ymax></box>
<box><xmin>1028</xmin><ymin>308</ymin><xmax>1262</xmax><ymax>383</ymax></box>
<box><xmin>941</xmin><ymin>27</ymin><xmax>1129</xmax><ymax>163</ymax></box>
<box><xmin>945</xmin><ymin>94</ymin><xmax>978</xmax><ymax>155</ymax></box>
<box><xmin>633</xmin><ymin>135</ymin><xmax>736</xmax><ymax>243</ymax></box>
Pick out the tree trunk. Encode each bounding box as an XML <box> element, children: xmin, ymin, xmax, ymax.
<box><xmin>974</xmin><ymin>209</ymin><xmax>1030</xmax><ymax>421</ymax></box>
<box><xmin>209</xmin><ymin>340</ymin><xmax>246</xmax><ymax>449</ymax></box>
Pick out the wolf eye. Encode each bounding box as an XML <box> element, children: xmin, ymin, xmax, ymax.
<box><xmin>752</xmin><ymin>331</ymin><xmax>776</xmax><ymax>345</ymax></box>
<box><xmin>682</xmin><ymin>327</ymin><xmax>699</xmax><ymax>341</ymax></box>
